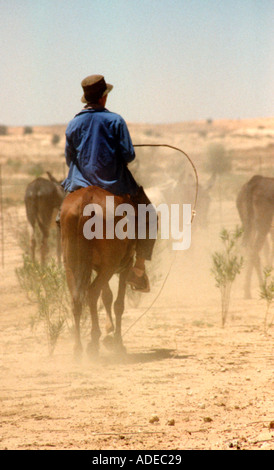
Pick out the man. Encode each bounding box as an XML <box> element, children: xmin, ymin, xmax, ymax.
<box><xmin>61</xmin><ymin>74</ymin><xmax>157</xmax><ymax>292</ymax></box>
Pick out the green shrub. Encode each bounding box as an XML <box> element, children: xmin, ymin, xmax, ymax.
<box><xmin>27</xmin><ymin>163</ymin><xmax>44</xmax><ymax>177</ymax></box>
<box><xmin>16</xmin><ymin>255</ymin><xmax>72</xmax><ymax>355</ymax></box>
<box><xmin>0</xmin><ymin>125</ymin><xmax>8</xmax><ymax>136</ymax></box>
<box><xmin>51</xmin><ymin>134</ymin><xmax>60</xmax><ymax>146</ymax></box>
<box><xmin>23</xmin><ymin>126</ymin><xmax>33</xmax><ymax>135</ymax></box>
<box><xmin>6</xmin><ymin>158</ymin><xmax>22</xmax><ymax>171</ymax></box>
<box><xmin>211</xmin><ymin>226</ymin><xmax>244</xmax><ymax>326</ymax></box>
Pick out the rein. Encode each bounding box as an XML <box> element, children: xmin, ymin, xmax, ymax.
<box><xmin>122</xmin><ymin>143</ymin><xmax>199</xmax><ymax>338</ymax></box>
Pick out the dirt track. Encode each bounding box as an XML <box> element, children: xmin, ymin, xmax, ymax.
<box><xmin>1</xmin><ymin>197</ymin><xmax>273</xmax><ymax>451</ymax></box>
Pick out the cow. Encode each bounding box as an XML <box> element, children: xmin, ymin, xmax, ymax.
<box><xmin>236</xmin><ymin>175</ymin><xmax>274</xmax><ymax>298</ymax></box>
<box><xmin>24</xmin><ymin>172</ymin><xmax>65</xmax><ymax>264</ymax></box>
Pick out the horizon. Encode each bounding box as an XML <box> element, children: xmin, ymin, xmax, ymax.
<box><xmin>5</xmin><ymin>115</ymin><xmax>274</xmax><ymax>130</ymax></box>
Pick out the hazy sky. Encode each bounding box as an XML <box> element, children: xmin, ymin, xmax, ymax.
<box><xmin>1</xmin><ymin>0</ymin><xmax>273</xmax><ymax>126</ymax></box>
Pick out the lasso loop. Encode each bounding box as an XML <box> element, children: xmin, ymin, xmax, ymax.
<box><xmin>133</xmin><ymin>143</ymin><xmax>199</xmax><ymax>222</ymax></box>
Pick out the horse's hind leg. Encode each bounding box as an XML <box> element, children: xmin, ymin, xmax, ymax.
<box><xmin>87</xmin><ymin>269</ymin><xmax>114</xmax><ymax>357</ymax></box>
<box><xmin>65</xmin><ymin>265</ymin><xmax>83</xmax><ymax>359</ymax></box>
<box><xmin>101</xmin><ymin>283</ymin><xmax>114</xmax><ymax>334</ymax></box>
<box><xmin>113</xmin><ymin>267</ymin><xmax>131</xmax><ymax>353</ymax></box>
<box><xmin>62</xmin><ymin>235</ymin><xmax>84</xmax><ymax>359</ymax></box>
<box><xmin>72</xmin><ymin>298</ymin><xmax>83</xmax><ymax>359</ymax></box>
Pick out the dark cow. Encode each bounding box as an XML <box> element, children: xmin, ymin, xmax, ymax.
<box><xmin>24</xmin><ymin>172</ymin><xmax>65</xmax><ymax>264</ymax></box>
<box><xmin>236</xmin><ymin>175</ymin><xmax>274</xmax><ymax>298</ymax></box>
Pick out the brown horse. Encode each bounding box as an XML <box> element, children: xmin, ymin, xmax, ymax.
<box><xmin>236</xmin><ymin>175</ymin><xmax>274</xmax><ymax>298</ymax></box>
<box><xmin>60</xmin><ymin>186</ymin><xmax>136</xmax><ymax>358</ymax></box>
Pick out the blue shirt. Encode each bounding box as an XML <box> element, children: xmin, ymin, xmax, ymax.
<box><xmin>62</xmin><ymin>107</ymin><xmax>139</xmax><ymax>195</ymax></box>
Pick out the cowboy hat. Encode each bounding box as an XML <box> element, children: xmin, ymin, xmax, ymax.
<box><xmin>81</xmin><ymin>74</ymin><xmax>113</xmax><ymax>103</ymax></box>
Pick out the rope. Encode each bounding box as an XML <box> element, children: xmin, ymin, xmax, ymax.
<box><xmin>122</xmin><ymin>143</ymin><xmax>199</xmax><ymax>337</ymax></box>
<box><xmin>123</xmin><ymin>251</ymin><xmax>176</xmax><ymax>338</ymax></box>
<box><xmin>133</xmin><ymin>143</ymin><xmax>199</xmax><ymax>222</ymax></box>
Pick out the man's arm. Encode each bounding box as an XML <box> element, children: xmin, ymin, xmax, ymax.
<box><xmin>117</xmin><ymin>117</ymin><xmax>135</xmax><ymax>164</ymax></box>
<box><xmin>65</xmin><ymin>134</ymin><xmax>77</xmax><ymax>167</ymax></box>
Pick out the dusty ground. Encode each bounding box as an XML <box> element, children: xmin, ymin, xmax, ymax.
<box><xmin>0</xmin><ymin>119</ymin><xmax>273</xmax><ymax>450</ymax></box>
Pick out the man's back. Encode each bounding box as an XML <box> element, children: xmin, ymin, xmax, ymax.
<box><xmin>62</xmin><ymin>107</ymin><xmax>138</xmax><ymax>195</ymax></box>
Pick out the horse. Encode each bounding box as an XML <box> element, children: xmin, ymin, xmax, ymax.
<box><xmin>60</xmin><ymin>186</ymin><xmax>137</xmax><ymax>358</ymax></box>
<box><xmin>24</xmin><ymin>172</ymin><xmax>65</xmax><ymax>264</ymax></box>
<box><xmin>236</xmin><ymin>175</ymin><xmax>274</xmax><ymax>298</ymax></box>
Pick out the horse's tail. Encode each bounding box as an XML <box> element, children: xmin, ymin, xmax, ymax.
<box><xmin>75</xmin><ymin>223</ymin><xmax>93</xmax><ymax>304</ymax></box>
<box><xmin>62</xmin><ymin>212</ymin><xmax>92</xmax><ymax>306</ymax></box>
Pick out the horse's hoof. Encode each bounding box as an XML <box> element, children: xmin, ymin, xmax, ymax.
<box><xmin>114</xmin><ymin>341</ymin><xmax>127</xmax><ymax>356</ymax></box>
<box><xmin>103</xmin><ymin>334</ymin><xmax>115</xmax><ymax>351</ymax></box>
<box><xmin>103</xmin><ymin>335</ymin><xmax>127</xmax><ymax>355</ymax></box>
<box><xmin>116</xmin><ymin>345</ymin><xmax>127</xmax><ymax>356</ymax></box>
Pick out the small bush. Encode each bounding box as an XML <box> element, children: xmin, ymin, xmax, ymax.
<box><xmin>16</xmin><ymin>255</ymin><xmax>72</xmax><ymax>355</ymax></box>
<box><xmin>23</xmin><ymin>126</ymin><xmax>33</xmax><ymax>135</ymax></box>
<box><xmin>27</xmin><ymin>163</ymin><xmax>44</xmax><ymax>178</ymax></box>
<box><xmin>6</xmin><ymin>158</ymin><xmax>22</xmax><ymax>171</ymax></box>
<box><xmin>211</xmin><ymin>226</ymin><xmax>244</xmax><ymax>326</ymax></box>
<box><xmin>0</xmin><ymin>125</ymin><xmax>8</xmax><ymax>136</ymax></box>
<box><xmin>51</xmin><ymin>134</ymin><xmax>60</xmax><ymax>146</ymax></box>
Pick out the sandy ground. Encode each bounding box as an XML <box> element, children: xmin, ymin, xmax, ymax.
<box><xmin>0</xmin><ymin>119</ymin><xmax>273</xmax><ymax>450</ymax></box>
<box><xmin>0</xmin><ymin>199</ymin><xmax>273</xmax><ymax>451</ymax></box>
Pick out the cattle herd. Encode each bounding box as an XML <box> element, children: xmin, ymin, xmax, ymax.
<box><xmin>24</xmin><ymin>172</ymin><xmax>274</xmax><ymax>357</ymax></box>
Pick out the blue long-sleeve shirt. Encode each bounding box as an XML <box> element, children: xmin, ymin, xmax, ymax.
<box><xmin>62</xmin><ymin>107</ymin><xmax>139</xmax><ymax>195</ymax></box>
